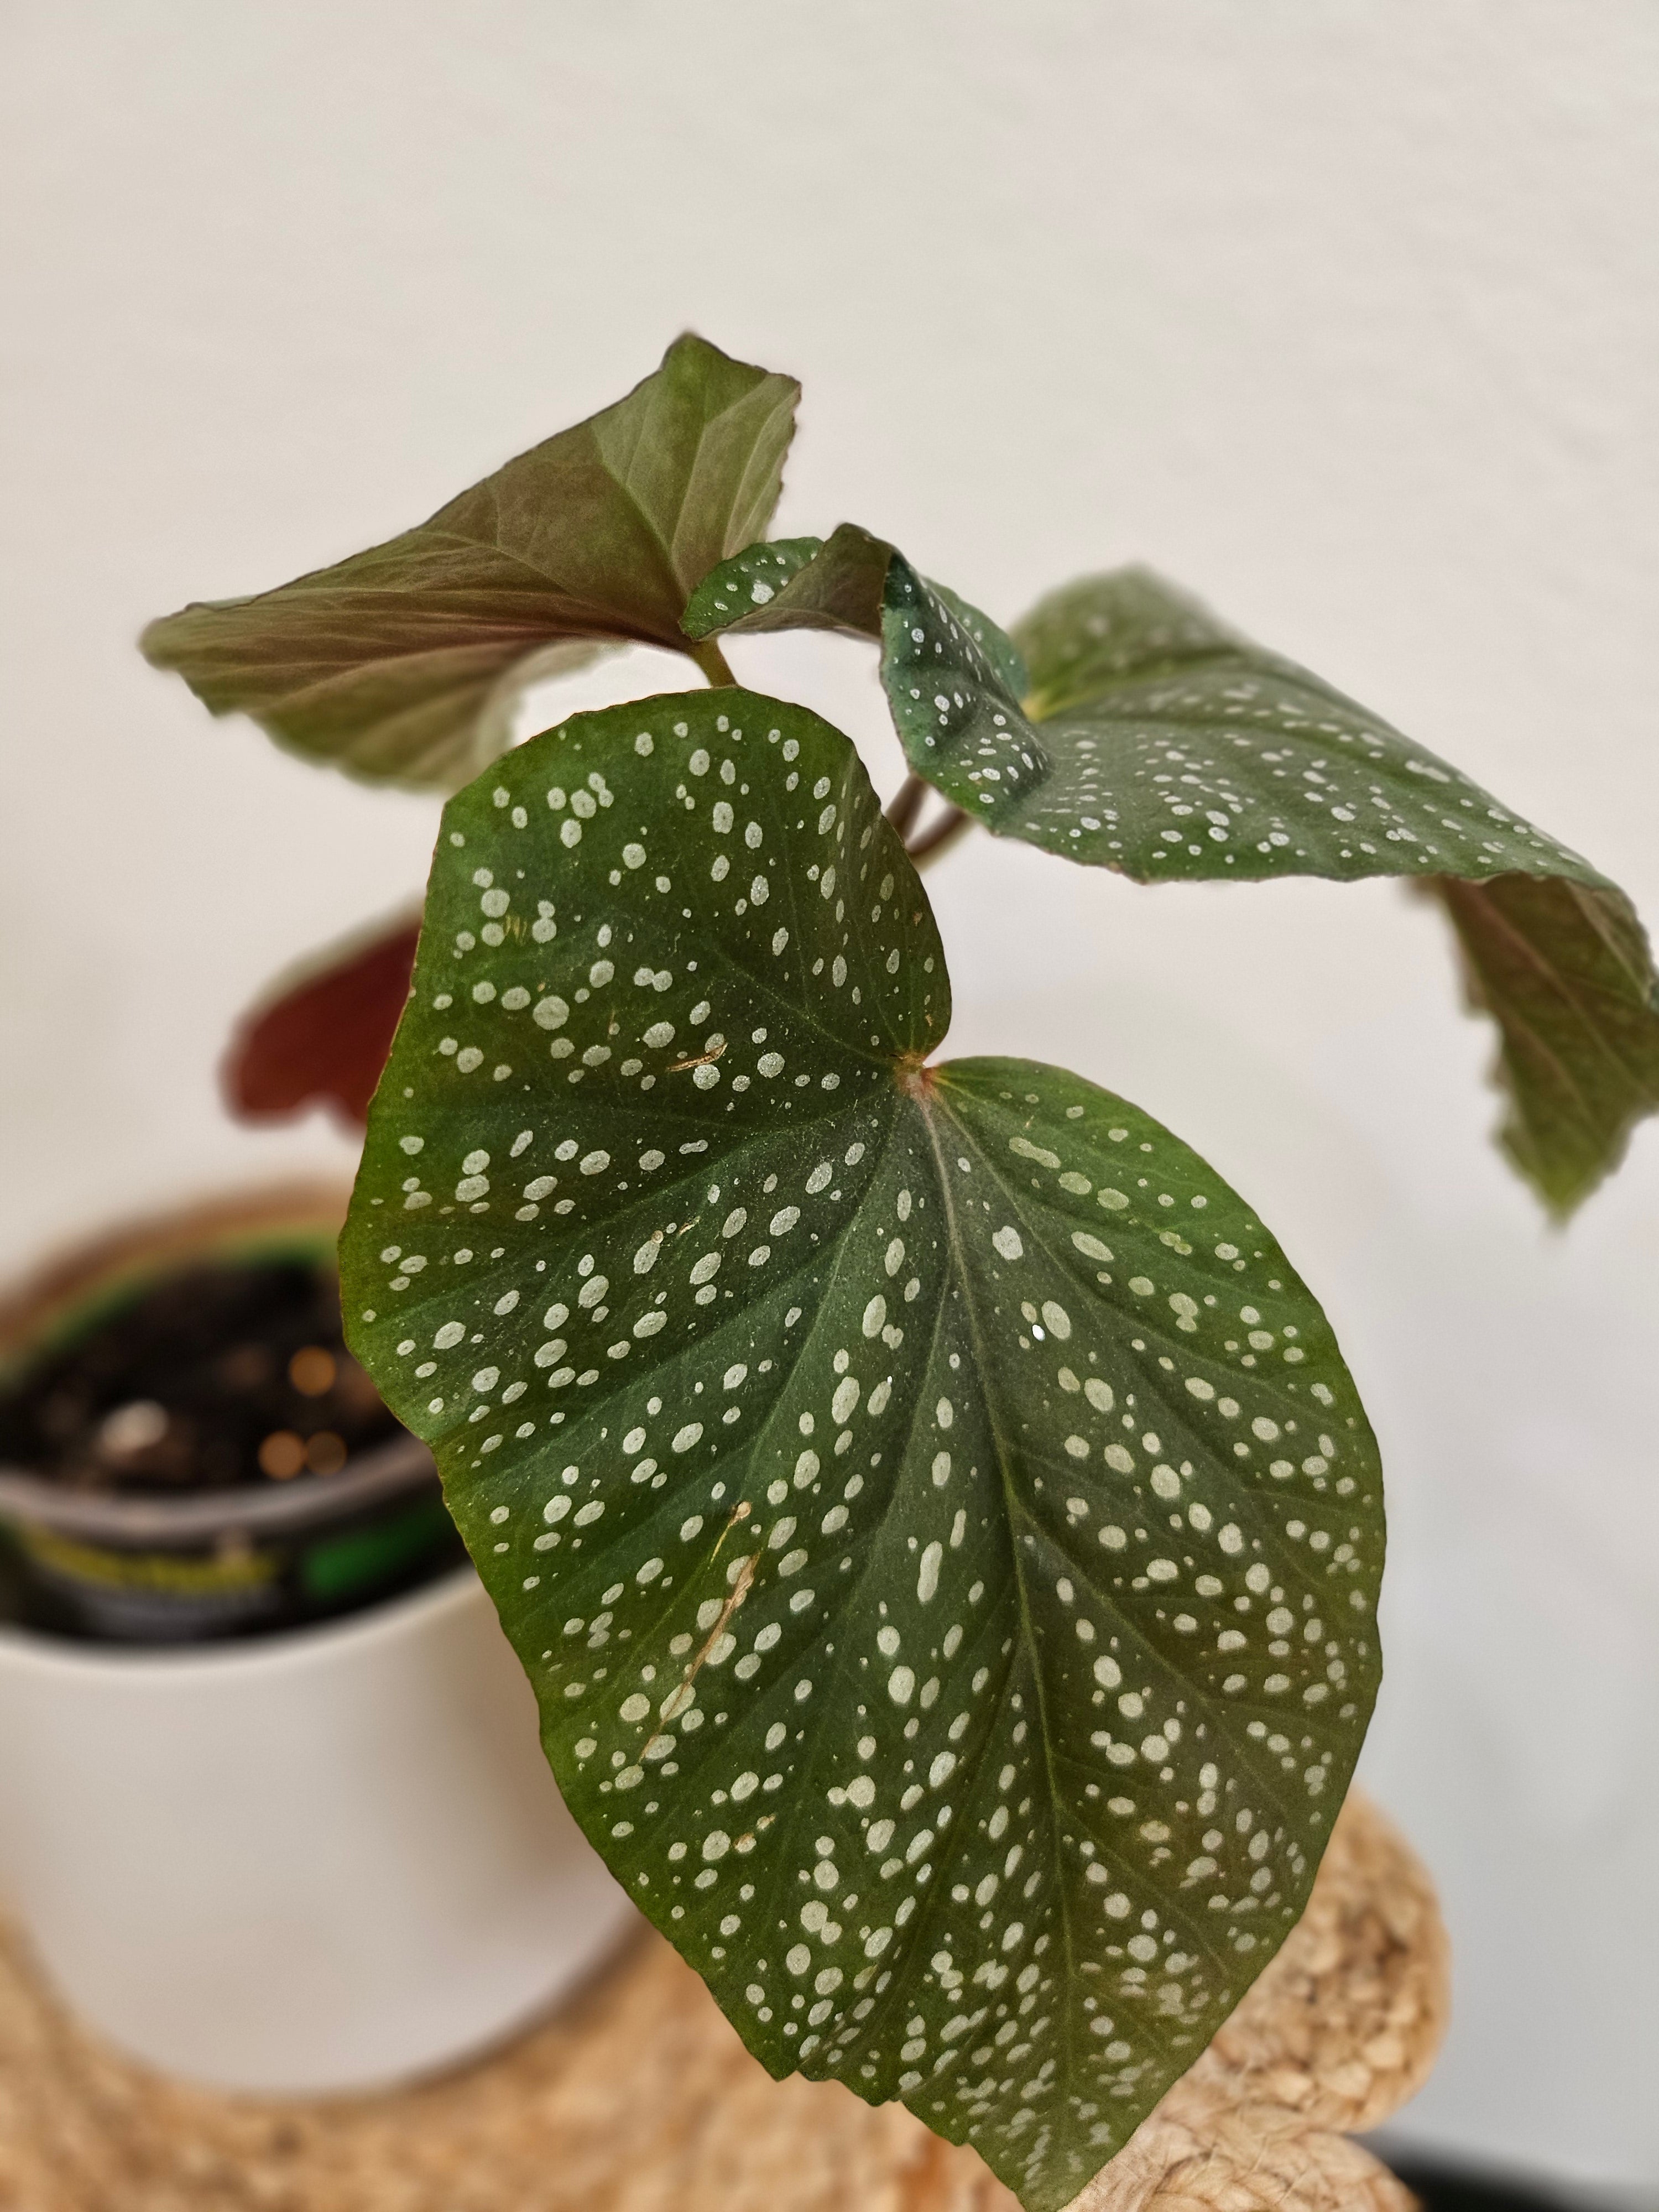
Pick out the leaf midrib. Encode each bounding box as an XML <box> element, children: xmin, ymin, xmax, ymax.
<box><xmin>945</xmin><ymin>1071</ymin><xmax>1366</xmax><ymax>1839</ymax></box>
<box><xmin>912</xmin><ymin>1083</ymin><xmax>1086</xmax><ymax>2128</ymax></box>
<box><xmin>1020</xmin><ymin>639</ymin><xmax>1249</xmax><ymax>722</ymax></box>
<box><xmin>925</xmin><ymin>1091</ymin><xmax>1271</xmax><ymax>1985</ymax></box>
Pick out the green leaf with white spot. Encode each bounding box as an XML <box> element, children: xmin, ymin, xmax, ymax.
<box><xmin>684</xmin><ymin>523</ymin><xmax>1029</xmax><ymax>699</ymax></box>
<box><xmin>1003</xmin><ymin>567</ymin><xmax>1601</xmax><ymax>886</ymax></box>
<box><xmin>682</xmin><ymin>534</ymin><xmax>847</xmax><ymax>634</ymax></box>
<box><xmin>142</xmin><ymin>334</ymin><xmax>799</xmax><ymax>791</ymax></box>
<box><xmin>1008</xmin><ymin>568</ymin><xmax>1659</xmax><ymax>1213</ymax></box>
<box><xmin>341</xmin><ymin>686</ymin><xmax>1384</xmax><ymax>2212</ymax></box>
<box><xmin>693</xmin><ymin>540</ymin><xmax>1659</xmax><ymax>1213</ymax></box>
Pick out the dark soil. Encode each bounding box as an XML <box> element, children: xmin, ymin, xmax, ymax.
<box><xmin>0</xmin><ymin>1257</ymin><xmax>401</xmax><ymax>1496</ymax></box>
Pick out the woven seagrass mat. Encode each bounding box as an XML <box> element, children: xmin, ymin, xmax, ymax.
<box><xmin>0</xmin><ymin>1792</ymin><xmax>1446</xmax><ymax>2212</ymax></box>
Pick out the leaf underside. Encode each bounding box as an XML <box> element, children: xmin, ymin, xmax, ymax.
<box><xmin>224</xmin><ymin>912</ymin><xmax>421</xmax><ymax>1129</ymax></box>
<box><xmin>1428</xmin><ymin>873</ymin><xmax>1659</xmax><ymax>1215</ymax></box>
<box><xmin>689</xmin><ymin>538</ymin><xmax>1659</xmax><ymax>1213</ymax></box>
<box><xmin>342</xmin><ymin>688</ymin><xmax>1383</xmax><ymax>2212</ymax></box>
<box><xmin>142</xmin><ymin>334</ymin><xmax>800</xmax><ymax>790</ymax></box>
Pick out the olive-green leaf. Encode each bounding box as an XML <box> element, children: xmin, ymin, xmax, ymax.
<box><xmin>1431</xmin><ymin>873</ymin><xmax>1659</xmax><ymax>1215</ymax></box>
<box><xmin>694</xmin><ymin>542</ymin><xmax>1659</xmax><ymax>1213</ymax></box>
<box><xmin>141</xmin><ymin>334</ymin><xmax>800</xmax><ymax>790</ymax></box>
<box><xmin>341</xmin><ymin>687</ymin><xmax>1383</xmax><ymax>2212</ymax></box>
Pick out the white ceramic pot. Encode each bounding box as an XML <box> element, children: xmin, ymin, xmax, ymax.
<box><xmin>0</xmin><ymin>1564</ymin><xmax>636</xmax><ymax>2093</ymax></box>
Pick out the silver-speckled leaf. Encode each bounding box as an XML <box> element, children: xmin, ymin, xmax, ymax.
<box><xmin>691</xmin><ymin>541</ymin><xmax>1659</xmax><ymax>1214</ymax></box>
<box><xmin>684</xmin><ymin>523</ymin><xmax>1029</xmax><ymax>700</ymax></box>
<box><xmin>1005</xmin><ymin>568</ymin><xmax>1659</xmax><ymax>1214</ymax></box>
<box><xmin>681</xmin><ymin>535</ymin><xmax>836</xmax><ymax>632</ymax></box>
<box><xmin>341</xmin><ymin>688</ymin><xmax>1383</xmax><ymax>2212</ymax></box>
<box><xmin>896</xmin><ymin>562</ymin><xmax>1596</xmax><ymax>885</ymax></box>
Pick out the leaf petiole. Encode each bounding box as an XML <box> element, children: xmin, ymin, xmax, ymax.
<box><xmin>884</xmin><ymin>771</ymin><xmax>928</xmax><ymax>838</ymax></box>
<box><xmin>907</xmin><ymin>804</ymin><xmax>972</xmax><ymax>869</ymax></box>
<box><xmin>888</xmin><ymin>775</ymin><xmax>974</xmax><ymax>869</ymax></box>
<box><xmin>688</xmin><ymin>637</ymin><xmax>738</xmax><ymax>688</ymax></box>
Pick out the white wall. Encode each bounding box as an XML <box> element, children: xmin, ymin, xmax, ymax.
<box><xmin>3</xmin><ymin>2</ymin><xmax>1656</xmax><ymax>2187</ymax></box>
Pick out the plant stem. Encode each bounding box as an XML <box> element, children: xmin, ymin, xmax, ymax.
<box><xmin>907</xmin><ymin>806</ymin><xmax>972</xmax><ymax>870</ymax></box>
<box><xmin>689</xmin><ymin>639</ymin><xmax>738</xmax><ymax>688</ymax></box>
<box><xmin>884</xmin><ymin>773</ymin><xmax>928</xmax><ymax>839</ymax></box>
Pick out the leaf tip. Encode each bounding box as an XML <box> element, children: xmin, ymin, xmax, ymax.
<box><xmin>137</xmin><ymin>608</ymin><xmax>188</xmax><ymax>670</ymax></box>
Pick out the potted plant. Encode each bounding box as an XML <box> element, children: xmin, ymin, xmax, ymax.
<box><xmin>66</xmin><ymin>332</ymin><xmax>1656</xmax><ymax>2204</ymax></box>
<box><xmin>0</xmin><ymin>1190</ymin><xmax>636</xmax><ymax>2091</ymax></box>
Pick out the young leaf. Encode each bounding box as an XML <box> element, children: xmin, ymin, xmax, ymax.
<box><xmin>341</xmin><ymin>687</ymin><xmax>1384</xmax><ymax>2212</ymax></box>
<box><xmin>684</xmin><ymin>523</ymin><xmax>1029</xmax><ymax>699</ymax></box>
<box><xmin>223</xmin><ymin>911</ymin><xmax>421</xmax><ymax>1129</ymax></box>
<box><xmin>141</xmin><ymin>334</ymin><xmax>799</xmax><ymax>790</ymax></box>
<box><xmin>682</xmin><ymin>534</ymin><xmax>852</xmax><ymax>633</ymax></box>
<box><xmin>693</xmin><ymin>544</ymin><xmax>1659</xmax><ymax>1211</ymax></box>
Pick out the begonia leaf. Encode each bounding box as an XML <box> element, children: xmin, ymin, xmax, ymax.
<box><xmin>142</xmin><ymin>335</ymin><xmax>799</xmax><ymax>789</ymax></box>
<box><xmin>692</xmin><ymin>541</ymin><xmax>1659</xmax><ymax>1213</ymax></box>
<box><xmin>341</xmin><ymin>687</ymin><xmax>1383</xmax><ymax>2211</ymax></box>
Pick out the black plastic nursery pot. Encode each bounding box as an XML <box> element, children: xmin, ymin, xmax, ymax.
<box><xmin>0</xmin><ymin>1186</ymin><xmax>463</xmax><ymax>1644</ymax></box>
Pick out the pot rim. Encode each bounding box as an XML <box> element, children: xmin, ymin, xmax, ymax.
<box><xmin>0</xmin><ymin>1427</ymin><xmax>437</xmax><ymax>1543</ymax></box>
<box><xmin>0</xmin><ymin>1556</ymin><xmax>482</xmax><ymax>1679</ymax></box>
<box><xmin>0</xmin><ymin>1179</ymin><xmax>435</xmax><ymax>1548</ymax></box>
